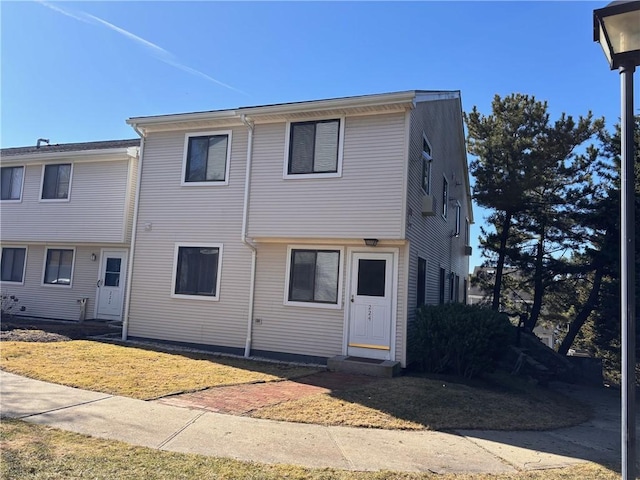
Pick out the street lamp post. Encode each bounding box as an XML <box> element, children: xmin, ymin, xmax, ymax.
<box><xmin>594</xmin><ymin>2</ymin><xmax>640</xmax><ymax>479</ymax></box>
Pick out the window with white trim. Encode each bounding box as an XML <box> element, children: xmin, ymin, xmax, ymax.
<box><xmin>1</xmin><ymin>166</ymin><xmax>24</xmax><ymax>201</ymax></box>
<box><xmin>41</xmin><ymin>164</ymin><xmax>72</xmax><ymax>200</ymax></box>
<box><xmin>172</xmin><ymin>244</ymin><xmax>222</xmax><ymax>299</ymax></box>
<box><xmin>455</xmin><ymin>202</ymin><xmax>461</xmax><ymax>236</ymax></box>
<box><xmin>1</xmin><ymin>247</ymin><xmax>26</xmax><ymax>283</ymax></box>
<box><xmin>182</xmin><ymin>132</ymin><xmax>231</xmax><ymax>185</ymax></box>
<box><xmin>442</xmin><ymin>176</ymin><xmax>449</xmax><ymax>218</ymax></box>
<box><xmin>421</xmin><ymin>134</ymin><xmax>432</xmax><ymax>194</ymax></box>
<box><xmin>286</xmin><ymin>119</ymin><xmax>342</xmax><ymax>176</ymax></box>
<box><xmin>286</xmin><ymin>248</ymin><xmax>341</xmax><ymax>306</ymax></box>
<box><xmin>43</xmin><ymin>248</ymin><xmax>74</xmax><ymax>286</ymax></box>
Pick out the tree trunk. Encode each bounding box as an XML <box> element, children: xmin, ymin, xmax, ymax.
<box><xmin>557</xmin><ymin>266</ymin><xmax>604</xmax><ymax>355</ymax></box>
<box><xmin>525</xmin><ymin>222</ymin><xmax>546</xmax><ymax>332</ymax></box>
<box><xmin>492</xmin><ymin>212</ymin><xmax>512</xmax><ymax>311</ymax></box>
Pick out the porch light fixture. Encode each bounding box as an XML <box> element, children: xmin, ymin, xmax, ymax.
<box><xmin>90</xmin><ymin>253</ymin><xmax>97</xmax><ymax>262</ymax></box>
<box><xmin>594</xmin><ymin>2</ymin><xmax>640</xmax><ymax>479</ymax></box>
<box><xmin>364</xmin><ymin>238</ymin><xmax>379</xmax><ymax>247</ymax></box>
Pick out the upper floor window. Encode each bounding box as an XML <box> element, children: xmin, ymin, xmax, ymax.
<box><xmin>421</xmin><ymin>134</ymin><xmax>432</xmax><ymax>194</ymax></box>
<box><xmin>182</xmin><ymin>132</ymin><xmax>231</xmax><ymax>186</ymax></box>
<box><xmin>285</xmin><ymin>119</ymin><xmax>343</xmax><ymax>178</ymax></box>
<box><xmin>43</xmin><ymin>248</ymin><xmax>74</xmax><ymax>286</ymax></box>
<box><xmin>172</xmin><ymin>244</ymin><xmax>222</xmax><ymax>300</ymax></box>
<box><xmin>1</xmin><ymin>166</ymin><xmax>24</xmax><ymax>201</ymax></box>
<box><xmin>455</xmin><ymin>202</ymin><xmax>461</xmax><ymax>236</ymax></box>
<box><xmin>41</xmin><ymin>164</ymin><xmax>72</xmax><ymax>200</ymax></box>
<box><xmin>442</xmin><ymin>176</ymin><xmax>449</xmax><ymax>218</ymax></box>
<box><xmin>285</xmin><ymin>246</ymin><xmax>342</xmax><ymax>308</ymax></box>
<box><xmin>1</xmin><ymin>247</ymin><xmax>27</xmax><ymax>284</ymax></box>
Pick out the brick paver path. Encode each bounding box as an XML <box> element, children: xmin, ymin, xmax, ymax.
<box><xmin>155</xmin><ymin>371</ymin><xmax>377</xmax><ymax>415</ymax></box>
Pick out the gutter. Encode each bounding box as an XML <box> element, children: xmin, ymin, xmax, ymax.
<box><xmin>122</xmin><ymin>124</ymin><xmax>145</xmax><ymax>340</ymax></box>
<box><xmin>240</xmin><ymin>114</ymin><xmax>257</xmax><ymax>358</ymax></box>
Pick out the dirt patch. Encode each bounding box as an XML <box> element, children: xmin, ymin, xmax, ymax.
<box><xmin>0</xmin><ymin>317</ymin><xmax>120</xmax><ymax>342</ymax></box>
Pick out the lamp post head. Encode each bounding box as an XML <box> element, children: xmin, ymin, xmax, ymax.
<box><xmin>594</xmin><ymin>1</ymin><xmax>640</xmax><ymax>69</ymax></box>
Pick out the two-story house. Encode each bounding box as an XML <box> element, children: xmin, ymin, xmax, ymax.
<box><xmin>0</xmin><ymin>140</ymin><xmax>139</xmax><ymax>322</ymax></box>
<box><xmin>124</xmin><ymin>91</ymin><xmax>473</xmax><ymax>367</ymax></box>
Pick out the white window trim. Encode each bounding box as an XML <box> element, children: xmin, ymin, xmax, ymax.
<box><xmin>0</xmin><ymin>245</ymin><xmax>28</xmax><ymax>285</ymax></box>
<box><xmin>0</xmin><ymin>165</ymin><xmax>26</xmax><ymax>203</ymax></box>
<box><xmin>454</xmin><ymin>201</ymin><xmax>462</xmax><ymax>237</ymax></box>
<box><xmin>421</xmin><ymin>133</ymin><xmax>432</xmax><ymax>194</ymax></box>
<box><xmin>41</xmin><ymin>246</ymin><xmax>75</xmax><ymax>288</ymax></box>
<box><xmin>283</xmin><ymin>117</ymin><xmax>345</xmax><ymax>179</ymax></box>
<box><xmin>284</xmin><ymin>244</ymin><xmax>344</xmax><ymax>309</ymax></box>
<box><xmin>441</xmin><ymin>175</ymin><xmax>449</xmax><ymax>220</ymax></box>
<box><xmin>39</xmin><ymin>163</ymin><xmax>73</xmax><ymax>203</ymax></box>
<box><xmin>171</xmin><ymin>242</ymin><xmax>223</xmax><ymax>301</ymax></box>
<box><xmin>181</xmin><ymin>131</ymin><xmax>232</xmax><ymax>187</ymax></box>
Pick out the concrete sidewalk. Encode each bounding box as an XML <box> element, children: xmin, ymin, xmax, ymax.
<box><xmin>0</xmin><ymin>371</ymin><xmax>627</xmax><ymax>474</ymax></box>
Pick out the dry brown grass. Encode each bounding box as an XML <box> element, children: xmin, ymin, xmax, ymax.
<box><xmin>251</xmin><ymin>375</ymin><xmax>590</xmax><ymax>430</ymax></box>
<box><xmin>0</xmin><ymin>340</ymin><xmax>319</xmax><ymax>400</ymax></box>
<box><xmin>0</xmin><ymin>419</ymin><xmax>619</xmax><ymax>480</ymax></box>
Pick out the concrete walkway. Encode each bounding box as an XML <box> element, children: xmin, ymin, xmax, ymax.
<box><xmin>0</xmin><ymin>370</ymin><xmax>631</xmax><ymax>474</ymax></box>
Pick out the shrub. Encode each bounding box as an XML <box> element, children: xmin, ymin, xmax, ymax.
<box><xmin>410</xmin><ymin>303</ymin><xmax>512</xmax><ymax>379</ymax></box>
<box><xmin>1</xmin><ymin>292</ymin><xmax>26</xmax><ymax>321</ymax></box>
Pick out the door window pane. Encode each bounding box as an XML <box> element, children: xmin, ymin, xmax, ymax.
<box><xmin>106</xmin><ymin>258</ymin><xmax>121</xmax><ymax>273</ymax></box>
<box><xmin>357</xmin><ymin>259</ymin><xmax>386</xmax><ymax>297</ymax></box>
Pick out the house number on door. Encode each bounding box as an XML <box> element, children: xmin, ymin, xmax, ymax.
<box><xmin>367</xmin><ymin>305</ymin><xmax>372</xmax><ymax>321</ymax></box>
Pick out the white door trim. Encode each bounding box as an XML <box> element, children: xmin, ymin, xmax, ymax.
<box><xmin>342</xmin><ymin>247</ymin><xmax>398</xmax><ymax>361</ymax></box>
<box><xmin>94</xmin><ymin>248</ymin><xmax>128</xmax><ymax>321</ymax></box>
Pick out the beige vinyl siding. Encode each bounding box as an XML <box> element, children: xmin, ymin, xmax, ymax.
<box><xmin>1</xmin><ymin>160</ymin><xmax>131</xmax><ymax>244</ymax></box>
<box><xmin>127</xmin><ymin>128</ymin><xmax>252</xmax><ymax>349</ymax></box>
<box><xmin>123</xmin><ymin>155</ymin><xmax>139</xmax><ymax>245</ymax></box>
<box><xmin>248</xmin><ymin>113</ymin><xmax>407</xmax><ymax>239</ymax></box>
<box><xmin>1</xmin><ymin>244</ymin><xmax>103</xmax><ymax>321</ymax></box>
<box><xmin>252</xmin><ymin>242</ymin><xmax>408</xmax><ymax>364</ymax></box>
<box><xmin>405</xmin><ymin>99</ymin><xmax>471</xmax><ymax>361</ymax></box>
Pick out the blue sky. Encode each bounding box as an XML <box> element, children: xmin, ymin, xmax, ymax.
<box><xmin>1</xmin><ymin>1</ymin><xmax>637</xmax><ymax>272</ymax></box>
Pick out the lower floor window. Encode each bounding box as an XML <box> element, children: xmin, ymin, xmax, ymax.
<box><xmin>44</xmin><ymin>248</ymin><xmax>74</xmax><ymax>285</ymax></box>
<box><xmin>288</xmin><ymin>249</ymin><xmax>340</xmax><ymax>304</ymax></box>
<box><xmin>1</xmin><ymin>247</ymin><xmax>26</xmax><ymax>283</ymax></box>
<box><xmin>174</xmin><ymin>245</ymin><xmax>221</xmax><ymax>298</ymax></box>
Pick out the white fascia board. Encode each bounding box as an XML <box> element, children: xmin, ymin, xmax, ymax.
<box><xmin>414</xmin><ymin>91</ymin><xmax>461</xmax><ymax>103</ymax></box>
<box><xmin>1</xmin><ymin>147</ymin><xmax>138</xmax><ymax>165</ymax></box>
<box><xmin>127</xmin><ymin>91</ymin><xmax>420</xmax><ymax>131</ymax></box>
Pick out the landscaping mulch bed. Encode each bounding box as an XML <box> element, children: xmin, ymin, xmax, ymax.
<box><xmin>0</xmin><ymin>317</ymin><xmax>120</xmax><ymax>342</ymax></box>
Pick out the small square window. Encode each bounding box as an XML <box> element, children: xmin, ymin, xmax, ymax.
<box><xmin>182</xmin><ymin>132</ymin><xmax>231</xmax><ymax>185</ymax></box>
<box><xmin>287</xmin><ymin>119</ymin><xmax>341</xmax><ymax>176</ymax></box>
<box><xmin>173</xmin><ymin>244</ymin><xmax>222</xmax><ymax>299</ymax></box>
<box><xmin>43</xmin><ymin>248</ymin><xmax>74</xmax><ymax>286</ymax></box>
<box><xmin>42</xmin><ymin>164</ymin><xmax>72</xmax><ymax>200</ymax></box>
<box><xmin>1</xmin><ymin>247</ymin><xmax>26</xmax><ymax>283</ymax></box>
<box><xmin>286</xmin><ymin>248</ymin><xmax>341</xmax><ymax>306</ymax></box>
<box><xmin>1</xmin><ymin>166</ymin><xmax>24</xmax><ymax>201</ymax></box>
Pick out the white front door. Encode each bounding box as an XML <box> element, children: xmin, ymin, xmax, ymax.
<box><xmin>96</xmin><ymin>250</ymin><xmax>127</xmax><ymax>321</ymax></box>
<box><xmin>347</xmin><ymin>252</ymin><xmax>393</xmax><ymax>360</ymax></box>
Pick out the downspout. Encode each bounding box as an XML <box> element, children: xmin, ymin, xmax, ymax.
<box><xmin>122</xmin><ymin>125</ymin><xmax>145</xmax><ymax>340</ymax></box>
<box><xmin>240</xmin><ymin>114</ymin><xmax>257</xmax><ymax>357</ymax></box>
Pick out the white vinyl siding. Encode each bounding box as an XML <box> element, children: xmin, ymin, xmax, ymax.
<box><xmin>1</xmin><ymin>160</ymin><xmax>132</xmax><ymax>243</ymax></box>
<box><xmin>127</xmin><ymin>128</ymin><xmax>251</xmax><ymax>349</ymax></box>
<box><xmin>405</xmin><ymin>99</ymin><xmax>471</xmax><ymax>364</ymax></box>
<box><xmin>250</xmin><ymin>113</ymin><xmax>407</xmax><ymax>238</ymax></box>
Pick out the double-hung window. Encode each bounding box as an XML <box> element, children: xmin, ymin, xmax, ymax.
<box><xmin>286</xmin><ymin>119</ymin><xmax>343</xmax><ymax>177</ymax></box>
<box><xmin>41</xmin><ymin>164</ymin><xmax>72</xmax><ymax>200</ymax></box>
<box><xmin>285</xmin><ymin>247</ymin><xmax>342</xmax><ymax>308</ymax></box>
<box><xmin>43</xmin><ymin>248</ymin><xmax>74</xmax><ymax>286</ymax></box>
<box><xmin>172</xmin><ymin>244</ymin><xmax>222</xmax><ymax>300</ymax></box>
<box><xmin>455</xmin><ymin>202</ymin><xmax>461</xmax><ymax>236</ymax></box>
<box><xmin>442</xmin><ymin>176</ymin><xmax>449</xmax><ymax>218</ymax></box>
<box><xmin>417</xmin><ymin>257</ymin><xmax>426</xmax><ymax>307</ymax></box>
<box><xmin>1</xmin><ymin>247</ymin><xmax>27</xmax><ymax>284</ymax></box>
<box><xmin>182</xmin><ymin>132</ymin><xmax>231</xmax><ymax>185</ymax></box>
<box><xmin>421</xmin><ymin>134</ymin><xmax>432</xmax><ymax>194</ymax></box>
<box><xmin>1</xmin><ymin>166</ymin><xmax>24</xmax><ymax>201</ymax></box>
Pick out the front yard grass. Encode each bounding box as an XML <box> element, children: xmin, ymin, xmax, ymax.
<box><xmin>0</xmin><ymin>419</ymin><xmax>619</xmax><ymax>480</ymax></box>
<box><xmin>0</xmin><ymin>340</ymin><xmax>319</xmax><ymax>400</ymax></box>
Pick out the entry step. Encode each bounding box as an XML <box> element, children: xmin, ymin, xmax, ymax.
<box><xmin>327</xmin><ymin>355</ymin><xmax>401</xmax><ymax>378</ymax></box>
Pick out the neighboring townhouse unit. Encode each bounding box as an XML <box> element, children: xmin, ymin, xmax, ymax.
<box><xmin>0</xmin><ymin>139</ymin><xmax>140</xmax><ymax>322</ymax></box>
<box><xmin>125</xmin><ymin>90</ymin><xmax>473</xmax><ymax>367</ymax></box>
